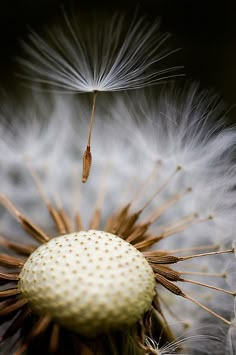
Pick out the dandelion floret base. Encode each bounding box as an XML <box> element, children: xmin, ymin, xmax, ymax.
<box><xmin>18</xmin><ymin>230</ymin><xmax>156</xmax><ymax>335</ymax></box>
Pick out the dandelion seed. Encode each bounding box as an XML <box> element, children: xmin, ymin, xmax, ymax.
<box><xmin>0</xmin><ymin>85</ymin><xmax>235</xmax><ymax>354</ymax></box>
<box><xmin>19</xmin><ymin>12</ymin><xmax>182</xmax><ymax>183</ymax></box>
<box><xmin>145</xmin><ymin>332</ymin><xmax>221</xmax><ymax>354</ymax></box>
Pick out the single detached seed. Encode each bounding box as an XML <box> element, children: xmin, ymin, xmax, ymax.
<box><xmin>18</xmin><ymin>230</ymin><xmax>156</xmax><ymax>335</ymax></box>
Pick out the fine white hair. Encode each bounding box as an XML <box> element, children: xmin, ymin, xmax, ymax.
<box><xmin>0</xmin><ymin>84</ymin><xmax>235</xmax><ymax>354</ymax></box>
<box><xmin>19</xmin><ymin>12</ymin><xmax>181</xmax><ymax>93</ymax></box>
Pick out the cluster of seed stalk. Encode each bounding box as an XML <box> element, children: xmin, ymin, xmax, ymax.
<box><xmin>0</xmin><ymin>156</ymin><xmax>234</xmax><ymax>354</ymax></box>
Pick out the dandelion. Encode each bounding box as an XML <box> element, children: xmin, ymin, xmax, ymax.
<box><xmin>0</xmin><ymin>85</ymin><xmax>235</xmax><ymax>354</ymax></box>
<box><xmin>19</xmin><ymin>12</ymin><xmax>181</xmax><ymax>183</ymax></box>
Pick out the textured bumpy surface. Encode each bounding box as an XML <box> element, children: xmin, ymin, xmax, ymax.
<box><xmin>18</xmin><ymin>230</ymin><xmax>156</xmax><ymax>335</ymax></box>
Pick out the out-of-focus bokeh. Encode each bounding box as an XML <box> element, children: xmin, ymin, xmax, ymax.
<box><xmin>0</xmin><ymin>0</ymin><xmax>235</xmax><ymax>121</ymax></box>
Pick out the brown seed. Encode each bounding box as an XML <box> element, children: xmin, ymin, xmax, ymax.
<box><xmin>82</xmin><ymin>146</ymin><xmax>92</xmax><ymax>183</ymax></box>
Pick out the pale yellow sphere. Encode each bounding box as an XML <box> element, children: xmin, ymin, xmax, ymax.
<box><xmin>18</xmin><ymin>230</ymin><xmax>156</xmax><ymax>335</ymax></box>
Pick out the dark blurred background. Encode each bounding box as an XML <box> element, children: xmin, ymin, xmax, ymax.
<box><xmin>0</xmin><ymin>0</ymin><xmax>236</xmax><ymax>120</ymax></box>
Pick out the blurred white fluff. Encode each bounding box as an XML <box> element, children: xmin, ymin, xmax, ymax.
<box><xmin>227</xmin><ymin>299</ymin><xmax>236</xmax><ymax>355</ymax></box>
<box><xmin>0</xmin><ymin>84</ymin><xmax>235</xmax><ymax>354</ymax></box>
<box><xmin>19</xmin><ymin>12</ymin><xmax>180</xmax><ymax>92</ymax></box>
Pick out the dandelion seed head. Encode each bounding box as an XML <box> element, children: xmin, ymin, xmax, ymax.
<box><xmin>0</xmin><ymin>85</ymin><xmax>235</xmax><ymax>353</ymax></box>
<box><xmin>18</xmin><ymin>230</ymin><xmax>156</xmax><ymax>335</ymax></box>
